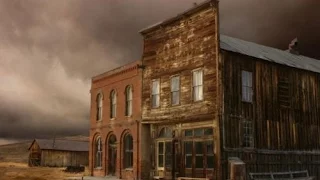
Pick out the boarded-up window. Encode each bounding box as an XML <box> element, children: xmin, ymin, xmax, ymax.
<box><xmin>96</xmin><ymin>93</ymin><xmax>103</xmax><ymax>121</ymax></box>
<box><xmin>152</xmin><ymin>79</ymin><xmax>160</xmax><ymax>108</ymax></box>
<box><xmin>193</xmin><ymin>69</ymin><xmax>203</xmax><ymax>101</ymax></box>
<box><xmin>278</xmin><ymin>76</ymin><xmax>290</xmax><ymax>107</ymax></box>
<box><xmin>123</xmin><ymin>134</ymin><xmax>133</xmax><ymax>168</ymax></box>
<box><xmin>242</xmin><ymin>120</ymin><xmax>253</xmax><ymax>148</ymax></box>
<box><xmin>241</xmin><ymin>70</ymin><xmax>253</xmax><ymax>102</ymax></box>
<box><xmin>171</xmin><ymin>76</ymin><xmax>180</xmax><ymax>105</ymax></box>
<box><xmin>110</xmin><ymin>90</ymin><xmax>116</xmax><ymax>118</ymax></box>
<box><xmin>95</xmin><ymin>137</ymin><xmax>102</xmax><ymax>168</ymax></box>
<box><xmin>125</xmin><ymin>86</ymin><xmax>133</xmax><ymax>116</ymax></box>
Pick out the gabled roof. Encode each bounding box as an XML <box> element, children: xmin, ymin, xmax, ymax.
<box><xmin>29</xmin><ymin>139</ymin><xmax>89</xmax><ymax>152</ymax></box>
<box><xmin>220</xmin><ymin>35</ymin><xmax>320</xmax><ymax>74</ymax></box>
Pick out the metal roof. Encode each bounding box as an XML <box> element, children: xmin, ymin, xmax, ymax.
<box><xmin>220</xmin><ymin>34</ymin><xmax>320</xmax><ymax>74</ymax></box>
<box><xmin>29</xmin><ymin>139</ymin><xmax>89</xmax><ymax>152</ymax></box>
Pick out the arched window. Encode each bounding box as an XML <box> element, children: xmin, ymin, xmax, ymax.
<box><xmin>125</xmin><ymin>86</ymin><xmax>133</xmax><ymax>116</ymax></box>
<box><xmin>159</xmin><ymin>127</ymin><xmax>173</xmax><ymax>138</ymax></box>
<box><xmin>96</xmin><ymin>93</ymin><xmax>103</xmax><ymax>121</ymax></box>
<box><xmin>95</xmin><ymin>136</ymin><xmax>102</xmax><ymax>168</ymax></box>
<box><xmin>123</xmin><ymin>134</ymin><xmax>133</xmax><ymax>168</ymax></box>
<box><xmin>110</xmin><ymin>90</ymin><xmax>116</xmax><ymax>118</ymax></box>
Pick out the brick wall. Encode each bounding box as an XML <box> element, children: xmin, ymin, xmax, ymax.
<box><xmin>89</xmin><ymin>61</ymin><xmax>148</xmax><ymax>179</ymax></box>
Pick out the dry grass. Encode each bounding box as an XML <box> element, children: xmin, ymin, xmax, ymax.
<box><xmin>0</xmin><ymin>162</ymin><xmax>89</xmax><ymax>180</ymax></box>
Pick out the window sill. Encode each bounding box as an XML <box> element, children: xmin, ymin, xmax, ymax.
<box><xmin>125</xmin><ymin>115</ymin><xmax>132</xmax><ymax>118</ymax></box>
<box><xmin>193</xmin><ymin>99</ymin><xmax>204</xmax><ymax>103</ymax></box>
<box><xmin>94</xmin><ymin>167</ymin><xmax>102</xmax><ymax>170</ymax></box>
<box><xmin>110</xmin><ymin>118</ymin><xmax>116</xmax><ymax>120</ymax></box>
<box><xmin>171</xmin><ymin>103</ymin><xmax>180</xmax><ymax>107</ymax></box>
<box><xmin>124</xmin><ymin>168</ymin><xmax>133</xmax><ymax>171</ymax></box>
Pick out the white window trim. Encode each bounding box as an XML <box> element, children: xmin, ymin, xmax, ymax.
<box><xmin>192</xmin><ymin>68</ymin><xmax>204</xmax><ymax>102</ymax></box>
<box><xmin>151</xmin><ymin>79</ymin><xmax>160</xmax><ymax>108</ymax></box>
<box><xmin>170</xmin><ymin>75</ymin><xmax>180</xmax><ymax>106</ymax></box>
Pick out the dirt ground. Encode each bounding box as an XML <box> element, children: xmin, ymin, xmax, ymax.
<box><xmin>0</xmin><ymin>162</ymin><xmax>89</xmax><ymax>180</ymax></box>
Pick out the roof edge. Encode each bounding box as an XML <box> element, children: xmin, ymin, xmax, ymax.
<box><xmin>91</xmin><ymin>60</ymin><xmax>141</xmax><ymax>82</ymax></box>
<box><xmin>139</xmin><ymin>0</ymin><xmax>217</xmax><ymax>35</ymax></box>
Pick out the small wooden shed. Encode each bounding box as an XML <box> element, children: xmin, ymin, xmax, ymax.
<box><xmin>28</xmin><ymin>139</ymin><xmax>89</xmax><ymax>167</ymax></box>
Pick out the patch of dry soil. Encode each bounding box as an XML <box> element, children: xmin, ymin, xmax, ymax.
<box><xmin>0</xmin><ymin>162</ymin><xmax>89</xmax><ymax>180</ymax></box>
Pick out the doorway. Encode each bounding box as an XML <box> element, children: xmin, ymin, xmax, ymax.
<box><xmin>107</xmin><ymin>134</ymin><xmax>117</xmax><ymax>176</ymax></box>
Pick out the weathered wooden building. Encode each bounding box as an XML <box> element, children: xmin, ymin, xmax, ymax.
<box><xmin>139</xmin><ymin>0</ymin><xmax>320</xmax><ymax>179</ymax></box>
<box><xmin>28</xmin><ymin>139</ymin><xmax>89</xmax><ymax>167</ymax></box>
<box><xmin>140</xmin><ymin>1</ymin><xmax>219</xmax><ymax>179</ymax></box>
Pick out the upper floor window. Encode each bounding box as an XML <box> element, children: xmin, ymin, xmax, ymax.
<box><xmin>152</xmin><ymin>79</ymin><xmax>160</xmax><ymax>108</ymax></box>
<box><xmin>123</xmin><ymin>133</ymin><xmax>133</xmax><ymax>168</ymax></box>
<box><xmin>241</xmin><ymin>70</ymin><xmax>253</xmax><ymax>103</ymax></box>
<box><xmin>95</xmin><ymin>136</ymin><xmax>102</xmax><ymax>168</ymax></box>
<box><xmin>96</xmin><ymin>93</ymin><xmax>103</xmax><ymax>121</ymax></box>
<box><xmin>110</xmin><ymin>90</ymin><xmax>116</xmax><ymax>118</ymax></box>
<box><xmin>171</xmin><ymin>76</ymin><xmax>180</xmax><ymax>105</ymax></box>
<box><xmin>193</xmin><ymin>69</ymin><xmax>203</xmax><ymax>101</ymax></box>
<box><xmin>125</xmin><ymin>86</ymin><xmax>133</xmax><ymax>116</ymax></box>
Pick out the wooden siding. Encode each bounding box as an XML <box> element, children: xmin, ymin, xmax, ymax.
<box><xmin>29</xmin><ymin>142</ymin><xmax>41</xmax><ymax>166</ymax></box>
<box><xmin>41</xmin><ymin>150</ymin><xmax>88</xmax><ymax>167</ymax></box>
<box><xmin>221</xmin><ymin>51</ymin><xmax>320</xmax><ymax>179</ymax></box>
<box><xmin>141</xmin><ymin>4</ymin><xmax>219</xmax><ymax>124</ymax></box>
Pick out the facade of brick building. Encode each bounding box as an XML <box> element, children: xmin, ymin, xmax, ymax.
<box><xmin>89</xmin><ymin>61</ymin><xmax>149</xmax><ymax>179</ymax></box>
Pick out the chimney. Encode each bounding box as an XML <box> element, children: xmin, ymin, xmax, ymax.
<box><xmin>288</xmin><ymin>38</ymin><xmax>299</xmax><ymax>55</ymax></box>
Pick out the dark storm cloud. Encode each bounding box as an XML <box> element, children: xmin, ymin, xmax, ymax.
<box><xmin>0</xmin><ymin>0</ymin><xmax>204</xmax><ymax>143</ymax></box>
<box><xmin>0</xmin><ymin>0</ymin><xmax>319</xmax><ymax>144</ymax></box>
<box><xmin>220</xmin><ymin>0</ymin><xmax>320</xmax><ymax>59</ymax></box>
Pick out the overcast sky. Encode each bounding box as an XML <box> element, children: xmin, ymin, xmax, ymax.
<box><xmin>0</xmin><ymin>0</ymin><xmax>319</xmax><ymax>145</ymax></box>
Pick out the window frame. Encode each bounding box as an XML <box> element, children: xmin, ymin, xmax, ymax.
<box><xmin>94</xmin><ymin>136</ymin><xmax>102</xmax><ymax>168</ymax></box>
<box><xmin>110</xmin><ymin>90</ymin><xmax>117</xmax><ymax>119</ymax></box>
<box><xmin>125</xmin><ymin>86</ymin><xmax>133</xmax><ymax>116</ymax></box>
<box><xmin>241</xmin><ymin>70</ymin><xmax>253</xmax><ymax>103</ymax></box>
<box><xmin>242</xmin><ymin>119</ymin><xmax>254</xmax><ymax>148</ymax></box>
<box><xmin>182</xmin><ymin>127</ymin><xmax>214</xmax><ymax>171</ymax></box>
<box><xmin>123</xmin><ymin>133</ymin><xmax>133</xmax><ymax>169</ymax></box>
<box><xmin>156</xmin><ymin>127</ymin><xmax>173</xmax><ymax>170</ymax></box>
<box><xmin>192</xmin><ymin>68</ymin><xmax>204</xmax><ymax>102</ymax></box>
<box><xmin>170</xmin><ymin>75</ymin><xmax>180</xmax><ymax>106</ymax></box>
<box><xmin>96</xmin><ymin>93</ymin><xmax>103</xmax><ymax>121</ymax></box>
<box><xmin>151</xmin><ymin>79</ymin><xmax>160</xmax><ymax>108</ymax></box>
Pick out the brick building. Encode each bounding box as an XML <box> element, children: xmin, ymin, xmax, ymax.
<box><xmin>89</xmin><ymin>61</ymin><xmax>150</xmax><ymax>179</ymax></box>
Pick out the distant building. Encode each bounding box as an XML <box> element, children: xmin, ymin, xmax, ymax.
<box><xmin>89</xmin><ymin>61</ymin><xmax>146</xmax><ymax>179</ymax></box>
<box><xmin>28</xmin><ymin>139</ymin><xmax>88</xmax><ymax>167</ymax></box>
